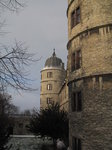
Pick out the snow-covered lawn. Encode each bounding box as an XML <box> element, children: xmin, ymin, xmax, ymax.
<box><xmin>8</xmin><ymin>135</ymin><xmax>52</xmax><ymax>150</ymax></box>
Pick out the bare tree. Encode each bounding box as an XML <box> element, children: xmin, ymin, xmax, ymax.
<box><xmin>0</xmin><ymin>1</ymin><xmax>36</xmax><ymax>149</ymax></box>
<box><xmin>0</xmin><ymin>0</ymin><xmax>38</xmax><ymax>91</ymax></box>
<box><xmin>0</xmin><ymin>42</ymin><xmax>37</xmax><ymax>91</ymax></box>
<box><xmin>0</xmin><ymin>93</ymin><xmax>19</xmax><ymax>115</ymax></box>
<box><xmin>0</xmin><ymin>0</ymin><xmax>25</xmax><ymax>12</ymax></box>
<box><xmin>0</xmin><ymin>93</ymin><xmax>18</xmax><ymax>149</ymax></box>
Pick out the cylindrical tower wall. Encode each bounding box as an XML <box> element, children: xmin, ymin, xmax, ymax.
<box><xmin>40</xmin><ymin>68</ymin><xmax>66</xmax><ymax>109</ymax></box>
<box><xmin>67</xmin><ymin>0</ymin><xmax>112</xmax><ymax>149</ymax></box>
<box><xmin>67</xmin><ymin>0</ymin><xmax>112</xmax><ymax>80</ymax></box>
<box><xmin>68</xmin><ymin>29</ymin><xmax>112</xmax><ymax>81</ymax></box>
<box><xmin>69</xmin><ymin>76</ymin><xmax>112</xmax><ymax>149</ymax></box>
<box><xmin>67</xmin><ymin>0</ymin><xmax>112</xmax><ymax>39</ymax></box>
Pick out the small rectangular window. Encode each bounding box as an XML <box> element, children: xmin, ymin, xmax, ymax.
<box><xmin>71</xmin><ymin>6</ymin><xmax>80</xmax><ymax>29</ymax></box>
<box><xmin>109</xmin><ymin>25</ymin><xmax>112</xmax><ymax>31</ymax></box>
<box><xmin>47</xmin><ymin>84</ymin><xmax>52</xmax><ymax>90</ymax></box>
<box><xmin>47</xmin><ymin>72</ymin><xmax>53</xmax><ymax>78</ymax></box>
<box><xmin>76</xmin><ymin>50</ymin><xmax>81</xmax><ymax>70</ymax></box>
<box><xmin>71</xmin><ymin>50</ymin><xmax>81</xmax><ymax>71</ymax></box>
<box><xmin>77</xmin><ymin>91</ymin><xmax>82</xmax><ymax>111</ymax></box>
<box><xmin>71</xmin><ymin>91</ymin><xmax>82</xmax><ymax>112</ymax></box>
<box><xmin>71</xmin><ymin>53</ymin><xmax>76</xmax><ymax>71</ymax></box>
<box><xmin>76</xmin><ymin>7</ymin><xmax>80</xmax><ymax>24</ymax></box>
<box><xmin>47</xmin><ymin>98</ymin><xmax>52</xmax><ymax>104</ymax></box>
<box><xmin>72</xmin><ymin>137</ymin><xmax>82</xmax><ymax>150</ymax></box>
<box><xmin>72</xmin><ymin>93</ymin><xmax>76</xmax><ymax>111</ymax></box>
<box><xmin>71</xmin><ymin>10</ymin><xmax>76</xmax><ymax>28</ymax></box>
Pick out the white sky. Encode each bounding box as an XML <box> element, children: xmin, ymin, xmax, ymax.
<box><xmin>1</xmin><ymin>0</ymin><xmax>68</xmax><ymax>111</ymax></box>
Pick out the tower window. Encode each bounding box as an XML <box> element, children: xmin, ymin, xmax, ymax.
<box><xmin>71</xmin><ymin>91</ymin><xmax>82</xmax><ymax>112</ymax></box>
<box><xmin>71</xmin><ymin>50</ymin><xmax>82</xmax><ymax>72</ymax></box>
<box><xmin>47</xmin><ymin>72</ymin><xmax>53</xmax><ymax>78</ymax></box>
<box><xmin>76</xmin><ymin>7</ymin><xmax>81</xmax><ymax>24</ymax></box>
<box><xmin>72</xmin><ymin>137</ymin><xmax>82</xmax><ymax>150</ymax></box>
<box><xmin>71</xmin><ymin>10</ymin><xmax>76</xmax><ymax>29</ymax></box>
<box><xmin>47</xmin><ymin>98</ymin><xmax>52</xmax><ymax>104</ymax></box>
<box><xmin>47</xmin><ymin>84</ymin><xmax>52</xmax><ymax>90</ymax></box>
<box><xmin>71</xmin><ymin>7</ymin><xmax>80</xmax><ymax>29</ymax></box>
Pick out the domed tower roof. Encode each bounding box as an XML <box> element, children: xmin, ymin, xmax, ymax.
<box><xmin>44</xmin><ymin>49</ymin><xmax>65</xmax><ymax>69</ymax></box>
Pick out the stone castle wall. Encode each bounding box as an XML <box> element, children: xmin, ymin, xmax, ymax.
<box><xmin>67</xmin><ymin>0</ymin><xmax>112</xmax><ymax>39</ymax></box>
<box><xmin>67</xmin><ymin>0</ymin><xmax>112</xmax><ymax>149</ymax></box>
<box><xmin>59</xmin><ymin>82</ymin><xmax>69</xmax><ymax>111</ymax></box>
<box><xmin>67</xmin><ymin>0</ymin><xmax>112</xmax><ymax>81</ymax></box>
<box><xmin>69</xmin><ymin>75</ymin><xmax>112</xmax><ymax>149</ymax></box>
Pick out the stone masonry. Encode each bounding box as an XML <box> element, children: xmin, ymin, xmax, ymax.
<box><xmin>67</xmin><ymin>0</ymin><xmax>112</xmax><ymax>149</ymax></box>
<box><xmin>40</xmin><ymin>51</ymin><xmax>66</xmax><ymax>109</ymax></box>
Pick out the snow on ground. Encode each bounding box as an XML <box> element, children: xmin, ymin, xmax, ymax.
<box><xmin>8</xmin><ymin>136</ymin><xmax>52</xmax><ymax>150</ymax></box>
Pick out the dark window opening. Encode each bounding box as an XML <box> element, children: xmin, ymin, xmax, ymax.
<box><xmin>71</xmin><ymin>50</ymin><xmax>81</xmax><ymax>72</ymax></box>
<box><xmin>72</xmin><ymin>137</ymin><xmax>81</xmax><ymax>150</ymax></box>
<box><xmin>76</xmin><ymin>7</ymin><xmax>80</xmax><ymax>24</ymax></box>
<box><xmin>76</xmin><ymin>50</ymin><xmax>81</xmax><ymax>69</ymax></box>
<box><xmin>71</xmin><ymin>10</ymin><xmax>76</xmax><ymax>28</ymax></box>
<box><xmin>110</xmin><ymin>25</ymin><xmax>112</xmax><ymax>31</ymax></box>
<box><xmin>47</xmin><ymin>84</ymin><xmax>52</xmax><ymax>90</ymax></box>
<box><xmin>47</xmin><ymin>72</ymin><xmax>53</xmax><ymax>78</ymax></box>
<box><xmin>90</xmin><ymin>28</ymin><xmax>99</xmax><ymax>35</ymax></box>
<box><xmin>47</xmin><ymin>98</ymin><xmax>53</xmax><ymax>104</ymax></box>
<box><xmin>71</xmin><ymin>7</ymin><xmax>80</xmax><ymax>29</ymax></box>
<box><xmin>71</xmin><ymin>91</ymin><xmax>82</xmax><ymax>112</ymax></box>
<box><xmin>71</xmin><ymin>53</ymin><xmax>76</xmax><ymax>71</ymax></box>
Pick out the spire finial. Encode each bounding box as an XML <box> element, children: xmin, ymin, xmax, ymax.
<box><xmin>53</xmin><ymin>48</ymin><xmax>56</xmax><ymax>57</ymax></box>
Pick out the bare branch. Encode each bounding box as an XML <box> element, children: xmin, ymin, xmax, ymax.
<box><xmin>0</xmin><ymin>0</ymin><xmax>39</xmax><ymax>92</ymax></box>
<box><xmin>0</xmin><ymin>41</ymin><xmax>39</xmax><ymax>91</ymax></box>
<box><xmin>0</xmin><ymin>0</ymin><xmax>25</xmax><ymax>12</ymax></box>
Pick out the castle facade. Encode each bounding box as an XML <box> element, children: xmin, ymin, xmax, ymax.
<box><xmin>40</xmin><ymin>50</ymin><xmax>68</xmax><ymax>110</ymax></box>
<box><xmin>67</xmin><ymin>0</ymin><xmax>112</xmax><ymax>149</ymax></box>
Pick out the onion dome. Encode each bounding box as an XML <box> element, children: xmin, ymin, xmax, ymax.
<box><xmin>45</xmin><ymin>49</ymin><xmax>64</xmax><ymax>69</ymax></box>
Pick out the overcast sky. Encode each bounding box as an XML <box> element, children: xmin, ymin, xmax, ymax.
<box><xmin>1</xmin><ymin>0</ymin><xmax>68</xmax><ymax>111</ymax></box>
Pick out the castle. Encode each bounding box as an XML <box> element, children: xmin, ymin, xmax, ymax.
<box><xmin>67</xmin><ymin>0</ymin><xmax>112</xmax><ymax>149</ymax></box>
<box><xmin>40</xmin><ymin>0</ymin><xmax>112</xmax><ymax>149</ymax></box>
<box><xmin>40</xmin><ymin>50</ymin><xmax>68</xmax><ymax>111</ymax></box>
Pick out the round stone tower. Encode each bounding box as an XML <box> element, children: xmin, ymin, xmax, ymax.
<box><xmin>67</xmin><ymin>0</ymin><xmax>112</xmax><ymax>149</ymax></box>
<box><xmin>40</xmin><ymin>50</ymin><xmax>66</xmax><ymax>109</ymax></box>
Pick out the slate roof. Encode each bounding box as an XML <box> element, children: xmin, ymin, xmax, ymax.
<box><xmin>45</xmin><ymin>50</ymin><xmax>64</xmax><ymax>69</ymax></box>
